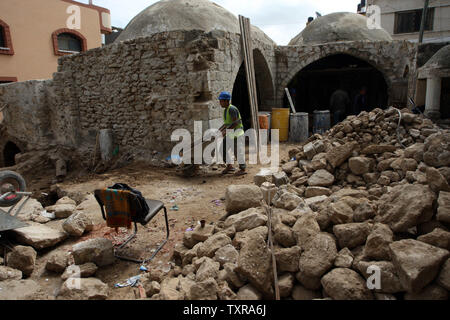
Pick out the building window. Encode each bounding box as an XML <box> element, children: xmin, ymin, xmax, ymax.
<box><xmin>394</xmin><ymin>8</ymin><xmax>434</xmax><ymax>34</ymax></box>
<box><xmin>58</xmin><ymin>33</ymin><xmax>82</xmax><ymax>52</ymax></box>
<box><xmin>52</xmin><ymin>29</ymin><xmax>87</xmax><ymax>56</ymax></box>
<box><xmin>0</xmin><ymin>19</ymin><xmax>14</xmax><ymax>55</ymax></box>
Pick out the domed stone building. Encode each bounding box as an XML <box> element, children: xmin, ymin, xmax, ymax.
<box><xmin>417</xmin><ymin>45</ymin><xmax>450</xmax><ymax>120</ymax></box>
<box><xmin>0</xmin><ymin>0</ymin><xmax>446</xmax><ymax>165</ymax></box>
<box><xmin>289</xmin><ymin>12</ymin><xmax>392</xmax><ymax>46</ymax></box>
<box><xmin>115</xmin><ymin>0</ymin><xmax>274</xmax><ymax>45</ymax></box>
<box><xmin>280</xmin><ymin>12</ymin><xmax>401</xmax><ymax>119</ymax></box>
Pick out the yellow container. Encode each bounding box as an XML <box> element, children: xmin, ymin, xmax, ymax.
<box><xmin>271</xmin><ymin>108</ymin><xmax>290</xmax><ymax>142</ymax></box>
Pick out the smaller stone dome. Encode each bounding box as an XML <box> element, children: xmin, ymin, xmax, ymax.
<box><xmin>423</xmin><ymin>45</ymin><xmax>450</xmax><ymax>70</ymax></box>
<box><xmin>418</xmin><ymin>44</ymin><xmax>450</xmax><ymax>78</ymax></box>
<box><xmin>289</xmin><ymin>12</ymin><xmax>392</xmax><ymax>46</ymax></box>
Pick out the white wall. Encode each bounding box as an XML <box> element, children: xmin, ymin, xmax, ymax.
<box><xmin>369</xmin><ymin>0</ymin><xmax>450</xmax><ymax>42</ymax></box>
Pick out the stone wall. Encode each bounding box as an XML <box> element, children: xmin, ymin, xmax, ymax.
<box><xmin>0</xmin><ymin>30</ymin><xmax>425</xmax><ymax>162</ymax></box>
<box><xmin>275</xmin><ymin>40</ymin><xmax>418</xmax><ymax>108</ymax></box>
<box><xmin>0</xmin><ymin>30</ymin><xmax>276</xmax><ymax>156</ymax></box>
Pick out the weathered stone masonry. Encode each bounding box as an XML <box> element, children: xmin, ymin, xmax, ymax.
<box><xmin>275</xmin><ymin>41</ymin><xmax>418</xmax><ymax>108</ymax></box>
<box><xmin>0</xmin><ymin>29</ymin><xmax>276</xmax><ymax>155</ymax></box>
<box><xmin>0</xmin><ymin>29</ymin><xmax>440</xmax><ymax>162</ymax></box>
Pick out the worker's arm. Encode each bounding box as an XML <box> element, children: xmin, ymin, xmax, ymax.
<box><xmin>221</xmin><ymin>118</ymin><xmax>242</xmax><ymax>136</ymax></box>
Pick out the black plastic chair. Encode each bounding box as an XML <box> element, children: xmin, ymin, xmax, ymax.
<box><xmin>94</xmin><ymin>189</ymin><xmax>169</xmax><ymax>264</ymax></box>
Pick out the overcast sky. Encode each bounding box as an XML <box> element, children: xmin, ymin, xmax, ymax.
<box><xmin>78</xmin><ymin>0</ymin><xmax>359</xmax><ymax>45</ymax></box>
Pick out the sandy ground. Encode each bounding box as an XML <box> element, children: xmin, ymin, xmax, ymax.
<box><xmin>19</xmin><ymin>142</ymin><xmax>295</xmax><ymax>300</ymax></box>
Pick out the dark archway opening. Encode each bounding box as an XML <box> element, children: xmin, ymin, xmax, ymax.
<box><xmin>3</xmin><ymin>141</ymin><xmax>21</xmax><ymax>167</ymax></box>
<box><xmin>441</xmin><ymin>77</ymin><xmax>450</xmax><ymax>119</ymax></box>
<box><xmin>232</xmin><ymin>64</ymin><xmax>260</xmax><ymax>130</ymax></box>
<box><xmin>285</xmin><ymin>54</ymin><xmax>389</xmax><ymax>125</ymax></box>
<box><xmin>232</xmin><ymin>50</ymin><xmax>274</xmax><ymax>130</ymax></box>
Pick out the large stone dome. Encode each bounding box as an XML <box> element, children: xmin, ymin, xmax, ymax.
<box><xmin>289</xmin><ymin>12</ymin><xmax>392</xmax><ymax>46</ymax></box>
<box><xmin>115</xmin><ymin>0</ymin><xmax>275</xmax><ymax>44</ymax></box>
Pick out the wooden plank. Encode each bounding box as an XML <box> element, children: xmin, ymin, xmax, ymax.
<box><xmin>239</xmin><ymin>15</ymin><xmax>260</xmax><ymax>150</ymax></box>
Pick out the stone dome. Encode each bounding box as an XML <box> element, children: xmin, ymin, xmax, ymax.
<box><xmin>289</xmin><ymin>12</ymin><xmax>392</xmax><ymax>46</ymax></box>
<box><xmin>418</xmin><ymin>44</ymin><xmax>450</xmax><ymax>78</ymax></box>
<box><xmin>115</xmin><ymin>0</ymin><xmax>275</xmax><ymax>44</ymax></box>
<box><xmin>423</xmin><ymin>45</ymin><xmax>450</xmax><ymax>70</ymax></box>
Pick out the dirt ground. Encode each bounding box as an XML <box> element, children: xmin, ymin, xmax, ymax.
<box><xmin>20</xmin><ymin>142</ymin><xmax>295</xmax><ymax>300</ymax></box>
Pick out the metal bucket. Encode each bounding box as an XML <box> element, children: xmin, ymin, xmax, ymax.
<box><xmin>313</xmin><ymin>110</ymin><xmax>331</xmax><ymax>135</ymax></box>
<box><xmin>289</xmin><ymin>112</ymin><xmax>309</xmax><ymax>143</ymax></box>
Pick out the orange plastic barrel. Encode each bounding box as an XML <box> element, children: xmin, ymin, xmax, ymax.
<box><xmin>258</xmin><ymin>114</ymin><xmax>269</xmax><ymax>130</ymax></box>
<box><xmin>271</xmin><ymin>108</ymin><xmax>290</xmax><ymax>142</ymax></box>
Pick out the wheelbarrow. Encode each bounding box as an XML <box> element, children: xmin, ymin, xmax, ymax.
<box><xmin>0</xmin><ymin>170</ymin><xmax>31</xmax><ymax>264</ymax></box>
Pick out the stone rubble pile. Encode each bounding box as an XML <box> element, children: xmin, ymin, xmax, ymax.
<box><xmin>150</xmin><ymin>107</ymin><xmax>449</xmax><ymax>300</ymax></box>
<box><xmin>0</xmin><ymin>192</ymin><xmax>113</xmax><ymax>300</ymax></box>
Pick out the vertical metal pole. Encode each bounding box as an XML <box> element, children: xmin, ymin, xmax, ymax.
<box><xmin>419</xmin><ymin>0</ymin><xmax>430</xmax><ymax>44</ymax></box>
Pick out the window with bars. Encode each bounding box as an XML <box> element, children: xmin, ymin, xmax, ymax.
<box><xmin>394</xmin><ymin>8</ymin><xmax>434</xmax><ymax>34</ymax></box>
<box><xmin>57</xmin><ymin>33</ymin><xmax>82</xmax><ymax>52</ymax></box>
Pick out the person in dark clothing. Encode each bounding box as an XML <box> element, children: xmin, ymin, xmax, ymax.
<box><xmin>329</xmin><ymin>88</ymin><xmax>350</xmax><ymax>125</ymax></box>
<box><xmin>353</xmin><ymin>86</ymin><xmax>368</xmax><ymax>115</ymax></box>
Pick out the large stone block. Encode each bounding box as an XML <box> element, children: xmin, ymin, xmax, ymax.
<box><xmin>12</xmin><ymin>224</ymin><xmax>68</xmax><ymax>250</ymax></box>
<box><xmin>376</xmin><ymin>184</ymin><xmax>436</xmax><ymax>232</ymax></box>
<box><xmin>223</xmin><ymin>207</ymin><xmax>267</xmax><ymax>232</ymax></box>
<box><xmin>298</xmin><ymin>233</ymin><xmax>337</xmax><ymax>281</ymax></box>
<box><xmin>307</xmin><ymin>169</ymin><xmax>335</xmax><ymax>187</ymax></box>
<box><xmin>333</xmin><ymin>222</ymin><xmax>371</xmax><ymax>249</ymax></box>
<box><xmin>6</xmin><ymin>245</ymin><xmax>36</xmax><ymax>277</ymax></box>
<box><xmin>236</xmin><ymin>233</ymin><xmax>273</xmax><ymax>297</ymax></box>
<box><xmin>59</xmin><ymin>278</ymin><xmax>109</xmax><ymax>300</ymax></box>
<box><xmin>72</xmin><ymin>238</ymin><xmax>115</xmax><ymax>267</ymax></box>
<box><xmin>321</xmin><ymin>268</ymin><xmax>374</xmax><ymax>300</ymax></box>
<box><xmin>326</xmin><ymin>142</ymin><xmax>355</xmax><ymax>168</ymax></box>
<box><xmin>389</xmin><ymin>239</ymin><xmax>449</xmax><ymax>293</ymax></box>
<box><xmin>225</xmin><ymin>185</ymin><xmax>263</xmax><ymax>214</ymax></box>
<box><xmin>348</xmin><ymin>157</ymin><xmax>375</xmax><ymax>175</ymax></box>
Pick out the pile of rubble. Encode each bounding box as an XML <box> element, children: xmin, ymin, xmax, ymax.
<box><xmin>0</xmin><ymin>192</ymin><xmax>115</xmax><ymax>300</ymax></box>
<box><xmin>1</xmin><ymin>107</ymin><xmax>449</xmax><ymax>300</ymax></box>
<box><xmin>151</xmin><ymin>107</ymin><xmax>449</xmax><ymax>300</ymax></box>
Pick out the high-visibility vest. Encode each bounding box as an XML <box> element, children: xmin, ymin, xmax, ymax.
<box><xmin>224</xmin><ymin>105</ymin><xmax>244</xmax><ymax>138</ymax></box>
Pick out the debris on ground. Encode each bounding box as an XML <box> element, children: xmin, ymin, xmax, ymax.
<box><xmin>1</xmin><ymin>107</ymin><xmax>448</xmax><ymax>300</ymax></box>
<box><xmin>143</xmin><ymin>108</ymin><xmax>449</xmax><ymax>300</ymax></box>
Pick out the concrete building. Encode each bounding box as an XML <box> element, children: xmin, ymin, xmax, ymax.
<box><xmin>0</xmin><ymin>0</ymin><xmax>111</xmax><ymax>82</ymax></box>
<box><xmin>0</xmin><ymin>0</ymin><xmax>446</xmax><ymax>167</ymax></box>
<box><xmin>358</xmin><ymin>0</ymin><xmax>450</xmax><ymax>43</ymax></box>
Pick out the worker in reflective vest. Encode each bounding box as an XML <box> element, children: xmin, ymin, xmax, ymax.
<box><xmin>218</xmin><ymin>91</ymin><xmax>247</xmax><ymax>176</ymax></box>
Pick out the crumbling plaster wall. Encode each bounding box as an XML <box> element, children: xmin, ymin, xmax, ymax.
<box><xmin>0</xmin><ymin>80</ymin><xmax>54</xmax><ymax>150</ymax></box>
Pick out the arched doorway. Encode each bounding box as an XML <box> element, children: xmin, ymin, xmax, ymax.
<box><xmin>3</xmin><ymin>141</ymin><xmax>21</xmax><ymax>167</ymax></box>
<box><xmin>285</xmin><ymin>54</ymin><xmax>388</xmax><ymax>124</ymax></box>
<box><xmin>232</xmin><ymin>49</ymin><xmax>274</xmax><ymax>130</ymax></box>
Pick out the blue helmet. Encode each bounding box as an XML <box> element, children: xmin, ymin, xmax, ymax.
<box><xmin>218</xmin><ymin>91</ymin><xmax>232</xmax><ymax>100</ymax></box>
